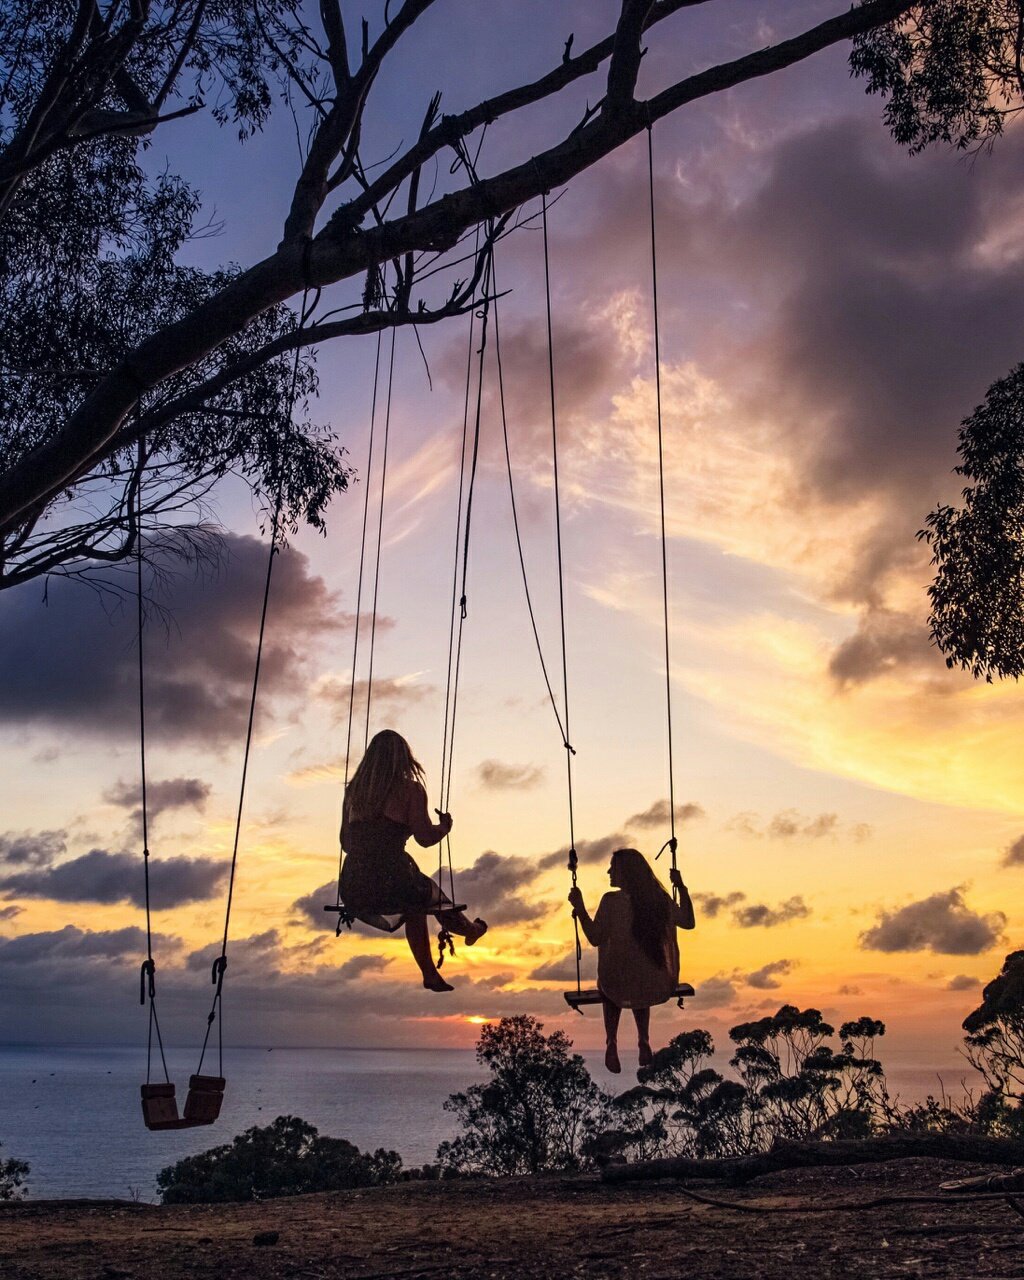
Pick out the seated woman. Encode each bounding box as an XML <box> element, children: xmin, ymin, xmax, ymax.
<box><xmin>340</xmin><ymin>729</ymin><xmax>487</xmax><ymax>992</ymax></box>
<box><xmin>568</xmin><ymin>847</ymin><xmax>695</xmax><ymax>1073</ymax></box>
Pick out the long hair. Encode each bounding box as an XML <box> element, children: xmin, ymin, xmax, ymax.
<box><xmin>612</xmin><ymin>848</ymin><xmax>674</xmax><ymax>969</ymax></box>
<box><xmin>345</xmin><ymin>730</ymin><xmax>425</xmax><ymax>822</ymax></box>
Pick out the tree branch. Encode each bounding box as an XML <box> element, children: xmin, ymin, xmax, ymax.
<box><xmin>606</xmin><ymin>0</ymin><xmax>654</xmax><ymax>110</ymax></box>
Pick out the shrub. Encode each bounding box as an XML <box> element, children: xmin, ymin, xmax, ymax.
<box><xmin>156</xmin><ymin>1115</ymin><xmax>402</xmax><ymax>1204</ymax></box>
<box><xmin>437</xmin><ymin>1015</ymin><xmax>610</xmax><ymax>1175</ymax></box>
<box><xmin>0</xmin><ymin>1143</ymin><xmax>28</xmax><ymax>1200</ymax></box>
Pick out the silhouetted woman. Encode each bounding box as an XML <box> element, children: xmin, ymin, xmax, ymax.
<box><xmin>340</xmin><ymin>729</ymin><xmax>487</xmax><ymax>992</ymax></box>
<box><xmin>568</xmin><ymin>847</ymin><xmax>694</xmax><ymax>1073</ymax></box>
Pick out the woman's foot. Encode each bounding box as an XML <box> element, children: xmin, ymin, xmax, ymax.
<box><xmin>638</xmin><ymin>1040</ymin><xmax>653</xmax><ymax>1068</ymax></box>
<box><xmin>463</xmin><ymin>918</ymin><xmax>488</xmax><ymax>946</ymax></box>
<box><xmin>605</xmin><ymin>1043</ymin><xmax>621</xmax><ymax>1074</ymax></box>
<box><xmin>423</xmin><ymin>973</ymin><xmax>454</xmax><ymax>992</ymax></box>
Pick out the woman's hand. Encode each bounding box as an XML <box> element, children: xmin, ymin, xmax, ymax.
<box><xmin>435</xmin><ymin>809</ymin><xmax>453</xmax><ymax>836</ymax></box>
<box><xmin>567</xmin><ymin>886</ymin><xmax>584</xmax><ymax>912</ymax></box>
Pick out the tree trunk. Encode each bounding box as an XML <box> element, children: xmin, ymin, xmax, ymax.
<box><xmin>601</xmin><ymin>1135</ymin><xmax>1024</xmax><ymax>1185</ymax></box>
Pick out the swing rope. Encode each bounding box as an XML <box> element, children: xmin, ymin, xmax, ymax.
<box><xmin>540</xmin><ymin>192</ymin><xmax>582</xmax><ymax>998</ymax></box>
<box><xmin>194</xmin><ymin>285</ymin><xmax>312</xmax><ymax>1078</ymax></box>
<box><xmin>646</xmin><ymin>124</ymin><xmax>682</xmax><ymax>904</ymax></box>
<box><xmin>136</xmin><ymin>430</ymin><xmax>170</xmax><ymax>1088</ymax></box>
<box><xmin>334</xmin><ymin>328</ymin><xmax>384</xmax><ymax>918</ymax></box>
<box><xmin>363</xmin><ymin>325</ymin><xmax>397</xmax><ymax>751</ymax></box>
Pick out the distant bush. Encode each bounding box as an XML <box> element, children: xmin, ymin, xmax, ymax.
<box><xmin>0</xmin><ymin>1142</ymin><xmax>28</xmax><ymax>1200</ymax></box>
<box><xmin>438</xmin><ymin>1015</ymin><xmax>610</xmax><ymax>1175</ymax></box>
<box><xmin>156</xmin><ymin>1115</ymin><xmax>402</xmax><ymax>1204</ymax></box>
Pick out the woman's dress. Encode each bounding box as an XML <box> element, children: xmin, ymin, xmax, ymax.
<box><xmin>339</xmin><ymin>814</ymin><xmax>438</xmax><ymax>915</ymax></box>
<box><xmin>590</xmin><ymin>891</ymin><xmax>687</xmax><ymax>1009</ymax></box>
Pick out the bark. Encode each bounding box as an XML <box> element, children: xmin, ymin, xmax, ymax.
<box><xmin>601</xmin><ymin>1135</ymin><xmax>1024</xmax><ymax>1185</ymax></box>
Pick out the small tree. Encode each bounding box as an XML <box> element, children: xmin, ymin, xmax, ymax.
<box><xmin>959</xmin><ymin>950</ymin><xmax>1024</xmax><ymax>1136</ymax></box>
<box><xmin>156</xmin><ymin>1114</ymin><xmax>401</xmax><ymax>1204</ymax></box>
<box><xmin>437</xmin><ymin>1015</ymin><xmax>609</xmax><ymax>1176</ymax></box>
<box><xmin>0</xmin><ymin>1142</ymin><xmax>29</xmax><ymax>1200</ymax></box>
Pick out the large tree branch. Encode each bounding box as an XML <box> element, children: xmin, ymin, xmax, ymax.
<box><xmin>606</xmin><ymin>0</ymin><xmax>655</xmax><ymax>110</ymax></box>
<box><xmin>0</xmin><ymin>0</ymin><xmax>916</xmax><ymax>539</ymax></box>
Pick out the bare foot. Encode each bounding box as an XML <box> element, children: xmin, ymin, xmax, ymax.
<box><xmin>464</xmin><ymin>918</ymin><xmax>488</xmax><ymax>946</ymax></box>
<box><xmin>638</xmin><ymin>1040</ymin><xmax>653</xmax><ymax>1068</ymax></box>
<box><xmin>605</xmin><ymin>1044</ymin><xmax>621</xmax><ymax>1074</ymax></box>
<box><xmin>423</xmin><ymin>974</ymin><xmax>454</xmax><ymax>992</ymax></box>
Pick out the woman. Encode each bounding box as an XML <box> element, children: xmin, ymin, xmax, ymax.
<box><xmin>340</xmin><ymin>729</ymin><xmax>487</xmax><ymax>992</ymax></box>
<box><xmin>568</xmin><ymin>847</ymin><xmax>695</xmax><ymax>1073</ymax></box>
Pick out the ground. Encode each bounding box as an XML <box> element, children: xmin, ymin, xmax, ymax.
<box><xmin>1</xmin><ymin>1159</ymin><xmax>1021</xmax><ymax>1279</ymax></box>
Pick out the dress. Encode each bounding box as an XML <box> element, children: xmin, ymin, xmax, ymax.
<box><xmin>590</xmin><ymin>890</ymin><xmax>687</xmax><ymax>1009</ymax></box>
<box><xmin>339</xmin><ymin>815</ymin><xmax>437</xmax><ymax>915</ymax></box>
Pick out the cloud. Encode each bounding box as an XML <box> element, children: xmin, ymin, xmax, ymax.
<box><xmin>0</xmin><ymin>830</ymin><xmax>66</xmax><ymax>867</ymax></box>
<box><xmin>528</xmin><ymin>950</ymin><xmax>597</xmax><ymax>984</ymax></box>
<box><xmin>694</xmin><ymin>890</ymin><xmax>746</xmax><ymax>919</ymax></box>
<box><xmin>625</xmin><ymin>799</ymin><xmax>705</xmax><ymax>829</ymax></box>
<box><xmin>947</xmin><ymin>974</ymin><xmax>980</xmax><ymax>991</ymax></box>
<box><xmin>537</xmin><ymin>832</ymin><xmax>631</xmax><ymax>872</ymax></box>
<box><xmin>0</xmin><ymin>924</ymin><xmax>178</xmax><ymax>964</ymax></box>
<box><xmin>476</xmin><ymin>760</ymin><xmax>544</xmax><ymax>791</ymax></box>
<box><xmin>837</xmin><ymin>984</ymin><xmax>862</xmax><ymax>996</ymax></box>
<box><xmin>0</xmin><ymin>533</ymin><xmax>341</xmax><ymax>745</ymax></box>
<box><xmin>859</xmin><ymin>888</ymin><xmax>1005</xmax><ymax>956</ymax></box>
<box><xmin>438</xmin><ymin>851</ymin><xmax>549</xmax><ymax>926</ymax></box>
<box><xmin>315</xmin><ymin>674</ymin><xmax>432</xmax><ymax>726</ymax></box>
<box><xmin>829</xmin><ymin>609</ymin><xmax>938</xmax><ymax>689</ymax></box>
<box><xmin>734</xmin><ymin>896</ymin><xmax>811</xmax><ymax>929</ymax></box>
<box><xmin>692</xmin><ymin>973</ymin><xmax>738</xmax><ymax>1008</ymax></box>
<box><xmin>728</xmin><ymin>812</ymin><xmax>864</xmax><ymax>840</ymax></box>
<box><xmin>478</xmin><ymin>972</ymin><xmax>515</xmax><ymax>989</ymax></box>
<box><xmin>745</xmin><ymin>959</ymin><xmax>795</xmax><ymax>990</ymax></box>
<box><xmin>0</xmin><ymin>848</ymin><xmax>228</xmax><ymax>909</ymax></box>
<box><xmin>0</xmin><ymin>905</ymin><xmax>24</xmax><ymax>921</ymax></box>
<box><xmin>334</xmin><ymin>954</ymin><xmax>393</xmax><ymax>981</ymax></box>
<box><xmin>105</xmin><ymin>777</ymin><xmax>211</xmax><ymax>834</ymax></box>
<box><xmin>1002</xmin><ymin>835</ymin><xmax>1024</xmax><ymax>868</ymax></box>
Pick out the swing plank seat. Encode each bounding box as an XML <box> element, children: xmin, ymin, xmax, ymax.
<box><xmin>563</xmin><ymin>982</ymin><xmax>695</xmax><ymax>1012</ymax></box>
<box><xmin>141</xmin><ymin>1076</ymin><xmax>226</xmax><ymax>1131</ymax></box>
<box><xmin>324</xmin><ymin>902</ymin><xmax>467</xmax><ymax>934</ymax></box>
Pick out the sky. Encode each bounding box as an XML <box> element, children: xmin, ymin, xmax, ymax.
<box><xmin>2</xmin><ymin>0</ymin><xmax>1023</xmax><ymax>1072</ymax></box>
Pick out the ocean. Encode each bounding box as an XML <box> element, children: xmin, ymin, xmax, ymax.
<box><xmin>0</xmin><ymin>1045</ymin><xmax>974</xmax><ymax>1202</ymax></box>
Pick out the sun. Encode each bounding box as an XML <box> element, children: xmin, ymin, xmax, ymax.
<box><xmin>465</xmin><ymin>1015</ymin><xmax>491</xmax><ymax>1025</ymax></box>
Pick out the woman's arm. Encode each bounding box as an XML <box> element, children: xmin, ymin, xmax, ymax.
<box><xmin>406</xmin><ymin>782</ymin><xmax>452</xmax><ymax>848</ymax></box>
<box><xmin>671</xmin><ymin>873</ymin><xmax>696</xmax><ymax>930</ymax></box>
<box><xmin>567</xmin><ymin>887</ymin><xmax>605</xmax><ymax>947</ymax></box>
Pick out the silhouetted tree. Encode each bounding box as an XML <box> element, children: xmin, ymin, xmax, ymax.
<box><xmin>438</xmin><ymin>1015</ymin><xmax>609</xmax><ymax>1175</ymax></box>
<box><xmin>156</xmin><ymin>1114</ymin><xmax>402</xmax><ymax>1203</ymax></box>
<box><xmin>0</xmin><ymin>0</ymin><xmax>918</xmax><ymax>586</ymax></box>
<box><xmin>0</xmin><ymin>1142</ymin><xmax>29</xmax><ymax>1200</ymax></box>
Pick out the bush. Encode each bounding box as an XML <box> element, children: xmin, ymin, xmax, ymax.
<box><xmin>437</xmin><ymin>1015</ymin><xmax>610</xmax><ymax>1176</ymax></box>
<box><xmin>156</xmin><ymin>1115</ymin><xmax>402</xmax><ymax>1204</ymax></box>
<box><xmin>0</xmin><ymin>1143</ymin><xmax>28</xmax><ymax>1200</ymax></box>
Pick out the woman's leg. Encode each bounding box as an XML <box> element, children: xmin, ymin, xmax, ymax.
<box><xmin>405</xmin><ymin>914</ymin><xmax>452</xmax><ymax>991</ymax></box>
<box><xmin>602</xmin><ymin>998</ymin><xmax>622</xmax><ymax>1074</ymax></box>
<box><xmin>633</xmin><ymin>1007</ymin><xmax>653</xmax><ymax>1066</ymax></box>
<box><xmin>426</xmin><ymin>881</ymin><xmax>487</xmax><ymax>942</ymax></box>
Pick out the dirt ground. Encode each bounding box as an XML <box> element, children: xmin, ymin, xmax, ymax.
<box><xmin>2</xmin><ymin>1158</ymin><xmax>1023</xmax><ymax>1280</ymax></box>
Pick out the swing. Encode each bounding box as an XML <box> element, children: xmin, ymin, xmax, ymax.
<box><xmin>325</xmin><ymin>248</ymin><xmax>493</xmax><ymax>945</ymax></box>
<box><xmin>519</xmin><ymin>146</ymin><xmax>694</xmax><ymax>1016</ymax></box>
<box><xmin>136</xmin><ymin>286</ymin><xmax>315</xmax><ymax>1131</ymax></box>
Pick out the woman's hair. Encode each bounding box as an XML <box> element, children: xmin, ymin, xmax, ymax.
<box><xmin>612</xmin><ymin>847</ymin><xmax>674</xmax><ymax>968</ymax></box>
<box><xmin>345</xmin><ymin>730</ymin><xmax>425</xmax><ymax>822</ymax></box>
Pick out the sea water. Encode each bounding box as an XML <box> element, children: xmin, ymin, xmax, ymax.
<box><xmin>0</xmin><ymin>1044</ymin><xmax>973</xmax><ymax>1201</ymax></box>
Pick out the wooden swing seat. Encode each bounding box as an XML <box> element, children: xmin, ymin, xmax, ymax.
<box><xmin>324</xmin><ymin>902</ymin><xmax>467</xmax><ymax>934</ymax></box>
<box><xmin>563</xmin><ymin>982</ymin><xmax>695</xmax><ymax>1012</ymax></box>
<box><xmin>141</xmin><ymin>1075</ymin><xmax>226</xmax><ymax>1131</ymax></box>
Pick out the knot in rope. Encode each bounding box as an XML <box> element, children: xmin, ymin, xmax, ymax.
<box><xmin>140</xmin><ymin>958</ymin><xmax>156</xmax><ymax>1005</ymax></box>
<box><xmin>459</xmin><ymin>593</ymin><xmax>467</xmax><ymax>620</ymax></box>
<box><xmin>210</xmin><ymin>954</ymin><xmax>227</xmax><ymax>992</ymax></box>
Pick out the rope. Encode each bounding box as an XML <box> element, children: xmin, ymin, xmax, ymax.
<box><xmin>335</xmin><ymin>327</ymin><xmax>385</xmax><ymax>912</ymax></box>
<box><xmin>136</xmin><ymin>429</ymin><xmax>170</xmax><ymax>1087</ymax></box>
<box><xmin>541</xmin><ymin>192</ymin><xmax>582</xmax><ymax>997</ymax></box>
<box><xmin>491</xmin><ymin>252</ymin><xmax>570</xmax><ymax>749</ymax></box>
<box><xmin>646</xmin><ymin>125</ymin><xmax>682</xmax><ymax>904</ymax></box>
<box><xmin>363</xmin><ymin>325</ymin><xmax>397</xmax><ymax>750</ymax></box>
<box><xmin>196</xmin><ymin>287</ymin><xmax>310</xmax><ymax>1077</ymax></box>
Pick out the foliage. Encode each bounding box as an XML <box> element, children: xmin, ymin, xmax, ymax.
<box><xmin>962</xmin><ymin>951</ymin><xmax>1024</xmax><ymax>1114</ymax></box>
<box><xmin>852</xmin><ymin>0</ymin><xmax>1024</xmax><ymax>153</ymax></box>
<box><xmin>0</xmin><ymin>1142</ymin><xmax>29</xmax><ymax>1200</ymax></box>
<box><xmin>437</xmin><ymin>1016</ymin><xmax>610</xmax><ymax>1176</ymax></box>
<box><xmin>156</xmin><ymin>1115</ymin><xmax>401</xmax><ymax>1204</ymax></box>
<box><xmin>919</xmin><ymin>367</ymin><xmax>1024</xmax><ymax>680</ymax></box>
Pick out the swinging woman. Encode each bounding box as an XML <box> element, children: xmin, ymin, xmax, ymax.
<box><xmin>568</xmin><ymin>848</ymin><xmax>695</xmax><ymax>1073</ymax></box>
<box><xmin>340</xmin><ymin>730</ymin><xmax>487</xmax><ymax>992</ymax></box>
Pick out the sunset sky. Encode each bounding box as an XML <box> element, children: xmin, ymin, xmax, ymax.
<box><xmin>2</xmin><ymin>0</ymin><xmax>1023</xmax><ymax>1071</ymax></box>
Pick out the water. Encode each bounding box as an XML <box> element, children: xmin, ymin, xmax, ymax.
<box><xmin>0</xmin><ymin>1045</ymin><xmax>974</xmax><ymax>1202</ymax></box>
